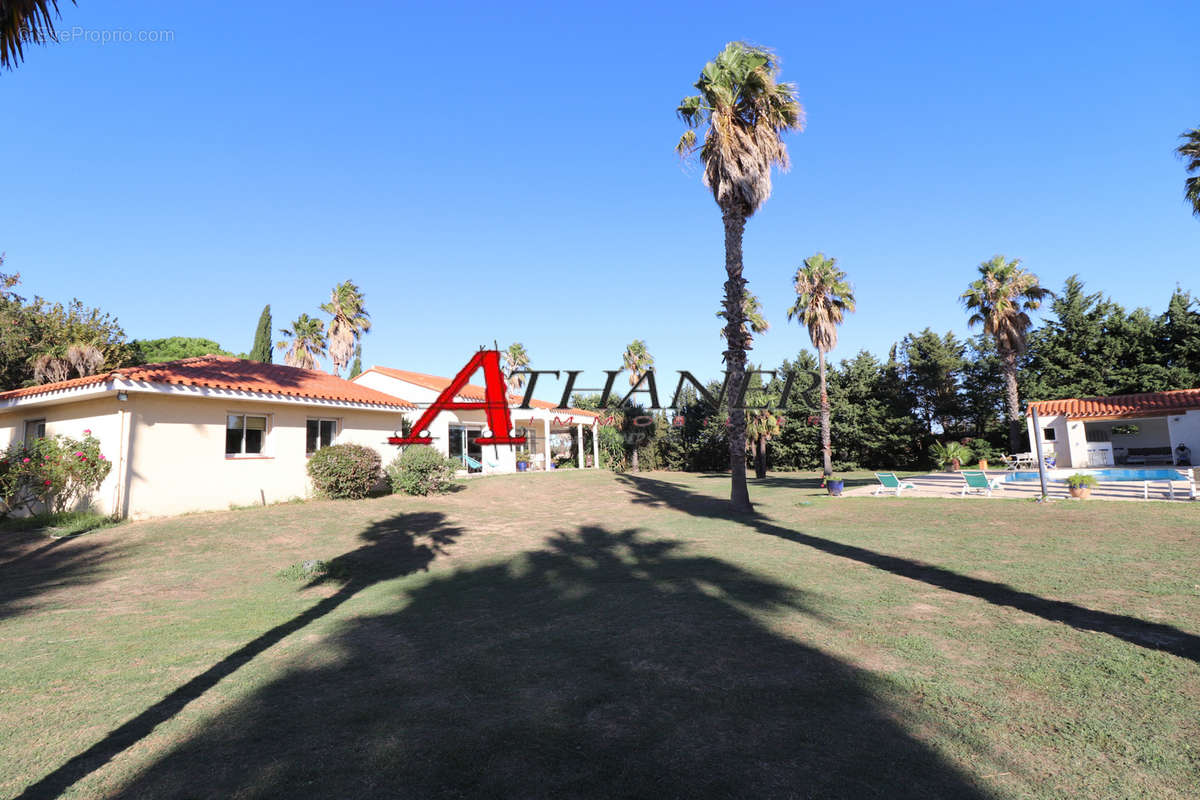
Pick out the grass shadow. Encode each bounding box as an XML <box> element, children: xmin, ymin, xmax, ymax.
<box><xmin>617</xmin><ymin>473</ymin><xmax>1200</xmax><ymax>665</ymax></box>
<box><xmin>15</xmin><ymin>511</ymin><xmax>463</xmax><ymax>800</ymax></box>
<box><xmin>98</xmin><ymin>524</ymin><xmax>994</xmax><ymax>799</ymax></box>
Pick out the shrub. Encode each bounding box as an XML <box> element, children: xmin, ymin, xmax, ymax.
<box><xmin>929</xmin><ymin>440</ymin><xmax>972</xmax><ymax>471</ymax></box>
<box><xmin>1065</xmin><ymin>473</ymin><xmax>1098</xmax><ymax>489</ymax></box>
<box><xmin>306</xmin><ymin>443</ymin><xmax>381</xmax><ymax>499</ymax></box>
<box><xmin>387</xmin><ymin>446</ymin><xmax>458</xmax><ymax>496</ymax></box>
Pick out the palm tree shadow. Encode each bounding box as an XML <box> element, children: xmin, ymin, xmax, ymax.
<box><xmin>0</xmin><ymin>530</ymin><xmax>112</xmax><ymax>622</ymax></box>
<box><xmin>101</xmin><ymin>525</ymin><xmax>995</xmax><ymax>799</ymax></box>
<box><xmin>15</xmin><ymin>511</ymin><xmax>462</xmax><ymax>800</ymax></box>
<box><xmin>616</xmin><ymin>473</ymin><xmax>1200</xmax><ymax>664</ymax></box>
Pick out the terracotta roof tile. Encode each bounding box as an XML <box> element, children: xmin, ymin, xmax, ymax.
<box><xmin>1028</xmin><ymin>388</ymin><xmax>1200</xmax><ymax>419</ymax></box>
<box><xmin>0</xmin><ymin>356</ymin><xmax>414</xmax><ymax>409</ymax></box>
<box><xmin>363</xmin><ymin>366</ymin><xmax>598</xmax><ymax>417</ymax></box>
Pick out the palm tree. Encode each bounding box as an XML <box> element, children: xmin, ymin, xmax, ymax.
<box><xmin>502</xmin><ymin>343</ymin><xmax>530</xmax><ymax>391</ymax></box>
<box><xmin>717</xmin><ymin>292</ymin><xmax>769</xmax><ymax>340</ymax></box>
<box><xmin>1</xmin><ymin>0</ymin><xmax>71</xmax><ymax>70</ymax></box>
<box><xmin>745</xmin><ymin>391</ymin><xmax>781</xmax><ymax>480</ymax></box>
<box><xmin>320</xmin><ymin>281</ymin><xmax>370</xmax><ymax>376</ymax></box>
<box><xmin>787</xmin><ymin>253</ymin><xmax>855</xmax><ymax>478</ymax></box>
<box><xmin>677</xmin><ymin>41</ymin><xmax>804</xmax><ymax>512</ymax></box>
<box><xmin>622</xmin><ymin>340</ymin><xmax>654</xmax><ymax>472</ymax></box>
<box><xmin>276</xmin><ymin>313</ymin><xmax>327</xmax><ymax>370</ymax></box>
<box><xmin>31</xmin><ymin>340</ymin><xmax>104</xmax><ymax>384</ymax></box>
<box><xmin>1177</xmin><ymin>127</ymin><xmax>1200</xmax><ymax>218</ymax></box>
<box><xmin>961</xmin><ymin>255</ymin><xmax>1050</xmax><ymax>452</ymax></box>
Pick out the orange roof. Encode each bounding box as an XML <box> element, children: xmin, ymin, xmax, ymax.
<box><xmin>362</xmin><ymin>366</ymin><xmax>598</xmax><ymax>417</ymax></box>
<box><xmin>0</xmin><ymin>356</ymin><xmax>413</xmax><ymax>409</ymax></box>
<box><xmin>1028</xmin><ymin>388</ymin><xmax>1200</xmax><ymax>419</ymax></box>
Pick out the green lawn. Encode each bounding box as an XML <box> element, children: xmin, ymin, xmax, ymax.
<box><xmin>2</xmin><ymin>470</ymin><xmax>1198</xmax><ymax>799</ymax></box>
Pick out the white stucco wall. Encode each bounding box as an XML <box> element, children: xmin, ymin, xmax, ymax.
<box><xmin>1168</xmin><ymin>410</ymin><xmax>1200</xmax><ymax>463</ymax></box>
<box><xmin>1027</xmin><ymin>413</ymin><xmax>1072</xmax><ymax>466</ymax></box>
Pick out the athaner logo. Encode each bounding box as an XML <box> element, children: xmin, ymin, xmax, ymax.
<box><xmin>387</xmin><ymin>349</ymin><xmax>807</xmax><ymax>446</ymax></box>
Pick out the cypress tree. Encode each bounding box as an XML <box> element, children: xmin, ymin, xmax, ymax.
<box><xmin>348</xmin><ymin>341</ymin><xmax>362</xmax><ymax>379</ymax></box>
<box><xmin>250</xmin><ymin>305</ymin><xmax>272</xmax><ymax>363</ymax></box>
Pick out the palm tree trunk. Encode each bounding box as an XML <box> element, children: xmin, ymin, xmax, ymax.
<box><xmin>721</xmin><ymin>209</ymin><xmax>753</xmax><ymax>512</ymax></box>
<box><xmin>819</xmin><ymin>349</ymin><xmax>832</xmax><ymax>477</ymax></box>
<box><xmin>754</xmin><ymin>436</ymin><xmax>767</xmax><ymax>479</ymax></box>
<box><xmin>631</xmin><ymin>447</ymin><xmax>639</xmax><ymax>473</ymax></box>
<box><xmin>1001</xmin><ymin>349</ymin><xmax>1022</xmax><ymax>453</ymax></box>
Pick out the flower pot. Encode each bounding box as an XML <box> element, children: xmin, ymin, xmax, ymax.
<box><xmin>516</xmin><ymin>462</ymin><xmax>528</xmax><ymax>472</ymax></box>
<box><xmin>826</xmin><ymin>480</ymin><xmax>844</xmax><ymax>497</ymax></box>
<box><xmin>978</xmin><ymin>458</ymin><xmax>989</xmax><ymax>470</ymax></box>
<box><xmin>1069</xmin><ymin>486</ymin><xmax>1091</xmax><ymax>499</ymax></box>
<box><xmin>950</xmin><ymin>459</ymin><xmax>961</xmax><ymax>472</ymax></box>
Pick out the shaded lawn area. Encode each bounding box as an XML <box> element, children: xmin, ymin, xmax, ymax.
<box><xmin>2</xmin><ymin>471</ymin><xmax>1198</xmax><ymax>799</ymax></box>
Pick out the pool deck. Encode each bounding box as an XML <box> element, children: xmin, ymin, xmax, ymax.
<box><xmin>845</xmin><ymin>471</ymin><xmax>1198</xmax><ymax>502</ymax></box>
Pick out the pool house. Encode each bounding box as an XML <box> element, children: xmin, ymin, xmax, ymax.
<box><xmin>1026</xmin><ymin>388</ymin><xmax>1200</xmax><ymax>468</ymax></box>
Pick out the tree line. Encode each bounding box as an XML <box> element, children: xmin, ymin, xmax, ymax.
<box><xmin>0</xmin><ymin>257</ymin><xmax>374</xmax><ymax>387</ymax></box>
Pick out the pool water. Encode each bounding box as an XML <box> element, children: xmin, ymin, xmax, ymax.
<box><xmin>1005</xmin><ymin>468</ymin><xmax>1188</xmax><ymax>483</ymax></box>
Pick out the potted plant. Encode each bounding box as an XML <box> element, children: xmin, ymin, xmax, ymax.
<box><xmin>1065</xmin><ymin>473</ymin><xmax>1097</xmax><ymax>499</ymax></box>
<box><xmin>516</xmin><ymin>453</ymin><xmax>530</xmax><ymax>472</ymax></box>
<box><xmin>823</xmin><ymin>474</ymin><xmax>845</xmax><ymax>496</ymax></box>
<box><xmin>930</xmin><ymin>441</ymin><xmax>972</xmax><ymax>472</ymax></box>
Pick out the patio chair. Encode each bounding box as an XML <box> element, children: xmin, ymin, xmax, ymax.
<box><xmin>873</xmin><ymin>472</ymin><xmax>917</xmax><ymax>496</ymax></box>
<box><xmin>960</xmin><ymin>470</ymin><xmax>1003</xmax><ymax>497</ymax></box>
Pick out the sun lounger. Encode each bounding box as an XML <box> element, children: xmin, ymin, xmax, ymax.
<box><xmin>873</xmin><ymin>472</ymin><xmax>917</xmax><ymax>496</ymax></box>
<box><xmin>960</xmin><ymin>469</ymin><xmax>1003</xmax><ymax>497</ymax></box>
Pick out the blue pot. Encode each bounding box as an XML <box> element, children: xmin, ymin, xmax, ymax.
<box><xmin>517</xmin><ymin>462</ymin><xmax>528</xmax><ymax>472</ymax></box>
<box><xmin>827</xmin><ymin>480</ymin><xmax>844</xmax><ymax>496</ymax></box>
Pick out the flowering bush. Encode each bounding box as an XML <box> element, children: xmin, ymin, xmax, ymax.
<box><xmin>0</xmin><ymin>433</ymin><xmax>112</xmax><ymax>516</ymax></box>
<box><xmin>306</xmin><ymin>443</ymin><xmax>382</xmax><ymax>499</ymax></box>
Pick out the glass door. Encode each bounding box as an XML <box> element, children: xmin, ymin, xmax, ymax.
<box><xmin>448</xmin><ymin>425</ymin><xmax>483</xmax><ymax>473</ymax></box>
<box><xmin>466</xmin><ymin>429</ymin><xmax>482</xmax><ymax>473</ymax></box>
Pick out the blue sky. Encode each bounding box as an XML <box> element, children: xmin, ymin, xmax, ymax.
<box><xmin>3</xmin><ymin>0</ymin><xmax>1198</xmax><ymax>398</ymax></box>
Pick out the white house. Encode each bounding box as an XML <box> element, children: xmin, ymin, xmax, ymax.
<box><xmin>0</xmin><ymin>356</ymin><xmax>414</xmax><ymax>518</ymax></box>
<box><xmin>1026</xmin><ymin>388</ymin><xmax>1200</xmax><ymax>468</ymax></box>
<box><xmin>352</xmin><ymin>367</ymin><xmax>599</xmax><ymax>474</ymax></box>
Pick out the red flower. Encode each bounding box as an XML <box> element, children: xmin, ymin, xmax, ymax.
<box><xmin>43</xmin><ymin>480</ymin><xmax>51</xmax><ymax>486</ymax></box>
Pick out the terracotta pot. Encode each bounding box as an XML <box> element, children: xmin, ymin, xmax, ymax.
<box><xmin>978</xmin><ymin>458</ymin><xmax>989</xmax><ymax>470</ymax></box>
<box><xmin>1069</xmin><ymin>486</ymin><xmax>1091</xmax><ymax>499</ymax></box>
<box><xmin>949</xmin><ymin>458</ymin><xmax>961</xmax><ymax>472</ymax></box>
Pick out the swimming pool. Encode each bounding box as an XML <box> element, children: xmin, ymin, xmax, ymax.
<box><xmin>1005</xmin><ymin>468</ymin><xmax>1189</xmax><ymax>483</ymax></box>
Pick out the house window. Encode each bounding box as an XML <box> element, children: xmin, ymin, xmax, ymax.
<box><xmin>226</xmin><ymin>414</ymin><xmax>268</xmax><ymax>456</ymax></box>
<box><xmin>306</xmin><ymin>419</ymin><xmax>338</xmax><ymax>454</ymax></box>
<box><xmin>23</xmin><ymin>419</ymin><xmax>46</xmax><ymax>442</ymax></box>
<box><xmin>1085</xmin><ymin>429</ymin><xmax>1109</xmax><ymax>443</ymax></box>
<box><xmin>1042</xmin><ymin>427</ymin><xmax>1056</xmax><ymax>442</ymax></box>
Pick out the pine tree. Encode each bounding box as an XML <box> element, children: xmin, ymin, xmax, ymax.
<box><xmin>250</xmin><ymin>305</ymin><xmax>272</xmax><ymax>363</ymax></box>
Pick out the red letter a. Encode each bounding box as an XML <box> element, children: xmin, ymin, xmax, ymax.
<box><xmin>388</xmin><ymin>350</ymin><xmax>526</xmax><ymax>446</ymax></box>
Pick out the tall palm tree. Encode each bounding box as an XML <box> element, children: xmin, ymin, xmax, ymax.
<box><xmin>1177</xmin><ymin>127</ymin><xmax>1200</xmax><ymax>218</ymax></box>
<box><xmin>502</xmin><ymin>342</ymin><xmax>530</xmax><ymax>391</ymax></box>
<box><xmin>622</xmin><ymin>340</ymin><xmax>654</xmax><ymax>472</ymax></box>
<box><xmin>276</xmin><ymin>313</ymin><xmax>327</xmax><ymax>371</ymax></box>
<box><xmin>961</xmin><ymin>255</ymin><xmax>1050</xmax><ymax>452</ymax></box>
<box><xmin>787</xmin><ymin>253</ymin><xmax>855</xmax><ymax>478</ymax></box>
<box><xmin>717</xmin><ymin>292</ymin><xmax>769</xmax><ymax>340</ymax></box>
<box><xmin>320</xmin><ymin>280</ymin><xmax>370</xmax><ymax>377</ymax></box>
<box><xmin>677</xmin><ymin>41</ymin><xmax>804</xmax><ymax>512</ymax></box>
<box><xmin>1</xmin><ymin>0</ymin><xmax>70</xmax><ymax>69</ymax></box>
